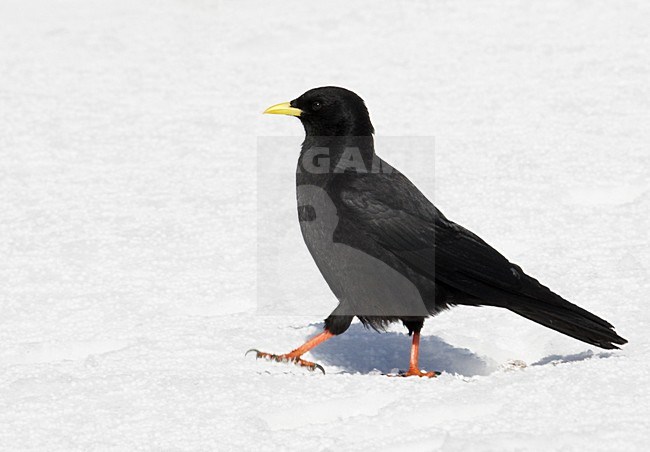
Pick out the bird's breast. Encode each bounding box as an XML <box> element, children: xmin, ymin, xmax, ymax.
<box><xmin>295</xmin><ymin>183</ymin><xmax>428</xmax><ymax>317</ymax></box>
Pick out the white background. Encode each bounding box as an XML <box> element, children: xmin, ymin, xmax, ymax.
<box><xmin>0</xmin><ymin>0</ymin><xmax>648</xmax><ymax>450</ymax></box>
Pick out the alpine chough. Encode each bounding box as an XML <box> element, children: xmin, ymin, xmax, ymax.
<box><xmin>250</xmin><ymin>86</ymin><xmax>627</xmax><ymax>377</ymax></box>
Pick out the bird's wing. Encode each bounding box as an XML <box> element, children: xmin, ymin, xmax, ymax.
<box><xmin>336</xmin><ymin>174</ymin><xmax>556</xmax><ymax>306</ymax></box>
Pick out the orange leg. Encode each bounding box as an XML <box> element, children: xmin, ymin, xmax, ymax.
<box><xmin>398</xmin><ymin>331</ymin><xmax>438</xmax><ymax>378</ymax></box>
<box><xmin>247</xmin><ymin>330</ymin><xmax>334</xmax><ymax>374</ymax></box>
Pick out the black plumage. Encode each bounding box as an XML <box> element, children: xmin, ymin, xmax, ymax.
<box><xmin>253</xmin><ymin>86</ymin><xmax>626</xmax><ymax>375</ymax></box>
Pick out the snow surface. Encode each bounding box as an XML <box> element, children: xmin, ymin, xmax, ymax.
<box><xmin>1</xmin><ymin>0</ymin><xmax>649</xmax><ymax>450</ymax></box>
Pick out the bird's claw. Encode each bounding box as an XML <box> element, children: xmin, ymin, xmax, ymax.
<box><xmin>246</xmin><ymin>349</ymin><xmax>325</xmax><ymax>374</ymax></box>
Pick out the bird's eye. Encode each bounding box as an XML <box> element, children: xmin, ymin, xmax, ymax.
<box><xmin>312</xmin><ymin>101</ymin><xmax>322</xmax><ymax>111</ymax></box>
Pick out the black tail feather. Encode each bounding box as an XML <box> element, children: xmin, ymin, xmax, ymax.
<box><xmin>507</xmin><ymin>302</ymin><xmax>627</xmax><ymax>349</ymax></box>
<box><xmin>438</xmin><ymin>266</ymin><xmax>628</xmax><ymax>349</ymax></box>
<box><xmin>447</xmin><ymin>273</ymin><xmax>628</xmax><ymax>349</ymax></box>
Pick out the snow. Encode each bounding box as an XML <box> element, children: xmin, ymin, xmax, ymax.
<box><xmin>1</xmin><ymin>0</ymin><xmax>649</xmax><ymax>450</ymax></box>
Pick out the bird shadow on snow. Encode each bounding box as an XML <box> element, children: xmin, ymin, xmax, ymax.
<box><xmin>308</xmin><ymin>323</ymin><xmax>497</xmax><ymax>377</ymax></box>
<box><xmin>531</xmin><ymin>350</ymin><xmax>614</xmax><ymax>367</ymax></box>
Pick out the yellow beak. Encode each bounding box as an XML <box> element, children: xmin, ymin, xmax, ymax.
<box><xmin>263</xmin><ymin>101</ymin><xmax>302</xmax><ymax>117</ymax></box>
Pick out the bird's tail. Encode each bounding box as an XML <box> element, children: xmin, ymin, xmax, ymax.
<box><xmin>505</xmin><ymin>299</ymin><xmax>627</xmax><ymax>350</ymax></box>
<box><xmin>447</xmin><ymin>271</ymin><xmax>628</xmax><ymax>349</ymax></box>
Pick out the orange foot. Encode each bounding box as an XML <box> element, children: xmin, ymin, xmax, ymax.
<box><xmin>246</xmin><ymin>349</ymin><xmax>325</xmax><ymax>374</ymax></box>
<box><xmin>389</xmin><ymin>331</ymin><xmax>440</xmax><ymax>378</ymax></box>
<box><xmin>398</xmin><ymin>368</ymin><xmax>440</xmax><ymax>378</ymax></box>
<box><xmin>246</xmin><ymin>330</ymin><xmax>334</xmax><ymax>375</ymax></box>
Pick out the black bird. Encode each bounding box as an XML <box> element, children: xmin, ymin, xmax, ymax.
<box><xmin>250</xmin><ymin>86</ymin><xmax>627</xmax><ymax>376</ymax></box>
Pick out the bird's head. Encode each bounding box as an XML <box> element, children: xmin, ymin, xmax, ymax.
<box><xmin>264</xmin><ymin>86</ymin><xmax>374</xmax><ymax>137</ymax></box>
